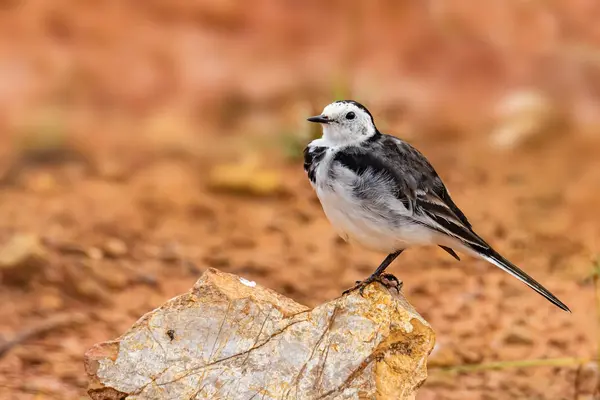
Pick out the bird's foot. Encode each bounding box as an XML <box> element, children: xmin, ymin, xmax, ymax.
<box><xmin>379</xmin><ymin>273</ymin><xmax>403</xmax><ymax>293</ymax></box>
<box><xmin>342</xmin><ymin>273</ymin><xmax>403</xmax><ymax>296</ymax></box>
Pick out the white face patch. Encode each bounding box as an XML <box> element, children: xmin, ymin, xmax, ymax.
<box><xmin>239</xmin><ymin>277</ymin><xmax>257</xmax><ymax>287</ymax></box>
<box><xmin>320</xmin><ymin>101</ymin><xmax>376</xmax><ymax>146</ymax></box>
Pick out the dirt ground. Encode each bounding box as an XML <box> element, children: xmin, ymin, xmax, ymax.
<box><xmin>1</xmin><ymin>1</ymin><xmax>600</xmax><ymax>399</ymax></box>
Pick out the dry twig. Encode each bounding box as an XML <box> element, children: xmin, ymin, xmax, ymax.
<box><xmin>0</xmin><ymin>313</ymin><xmax>87</xmax><ymax>358</ymax></box>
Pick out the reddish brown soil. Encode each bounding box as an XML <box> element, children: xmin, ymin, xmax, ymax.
<box><xmin>0</xmin><ymin>2</ymin><xmax>599</xmax><ymax>399</ymax></box>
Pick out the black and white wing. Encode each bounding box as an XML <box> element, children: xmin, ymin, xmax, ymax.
<box><xmin>343</xmin><ymin>133</ymin><xmax>570</xmax><ymax>312</ymax></box>
<box><xmin>338</xmin><ymin>134</ymin><xmax>483</xmax><ymax>249</ymax></box>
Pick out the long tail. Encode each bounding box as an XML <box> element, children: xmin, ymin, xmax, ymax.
<box><xmin>479</xmin><ymin>248</ymin><xmax>570</xmax><ymax>312</ymax></box>
<box><xmin>415</xmin><ymin>188</ymin><xmax>570</xmax><ymax>311</ymax></box>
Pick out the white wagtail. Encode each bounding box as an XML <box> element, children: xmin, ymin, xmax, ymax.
<box><xmin>304</xmin><ymin>100</ymin><xmax>570</xmax><ymax>312</ymax></box>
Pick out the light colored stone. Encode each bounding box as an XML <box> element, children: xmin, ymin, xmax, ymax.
<box><xmin>207</xmin><ymin>156</ymin><xmax>284</xmax><ymax>196</ymax></box>
<box><xmin>103</xmin><ymin>239</ymin><xmax>128</xmax><ymax>259</ymax></box>
<box><xmin>85</xmin><ymin>268</ymin><xmax>435</xmax><ymax>400</ymax></box>
<box><xmin>490</xmin><ymin>89</ymin><xmax>565</xmax><ymax>150</ymax></box>
<box><xmin>87</xmin><ymin>247</ymin><xmax>104</xmax><ymax>260</ymax></box>
<box><xmin>0</xmin><ymin>234</ymin><xmax>47</xmax><ymax>285</ymax></box>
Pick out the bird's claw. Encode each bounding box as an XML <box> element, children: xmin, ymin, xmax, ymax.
<box><xmin>380</xmin><ymin>273</ymin><xmax>403</xmax><ymax>293</ymax></box>
<box><xmin>342</xmin><ymin>273</ymin><xmax>403</xmax><ymax>296</ymax></box>
<box><xmin>341</xmin><ymin>280</ymin><xmax>371</xmax><ymax>297</ymax></box>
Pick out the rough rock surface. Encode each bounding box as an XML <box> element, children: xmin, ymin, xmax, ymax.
<box><xmin>84</xmin><ymin>268</ymin><xmax>435</xmax><ymax>400</ymax></box>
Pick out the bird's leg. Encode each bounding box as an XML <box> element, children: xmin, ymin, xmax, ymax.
<box><xmin>368</xmin><ymin>250</ymin><xmax>404</xmax><ymax>278</ymax></box>
<box><xmin>342</xmin><ymin>249</ymin><xmax>404</xmax><ymax>296</ymax></box>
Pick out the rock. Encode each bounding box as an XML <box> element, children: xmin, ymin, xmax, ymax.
<box><xmin>157</xmin><ymin>242</ymin><xmax>182</xmax><ymax>263</ymax></box>
<box><xmin>0</xmin><ymin>234</ymin><xmax>47</xmax><ymax>286</ymax></box>
<box><xmin>208</xmin><ymin>156</ymin><xmax>284</xmax><ymax>196</ymax></box>
<box><xmin>84</xmin><ymin>268</ymin><xmax>435</xmax><ymax>400</ymax></box>
<box><xmin>62</xmin><ymin>263</ymin><xmax>112</xmax><ymax>304</ymax></box>
<box><xmin>86</xmin><ymin>247</ymin><xmax>104</xmax><ymax>261</ymax></box>
<box><xmin>102</xmin><ymin>239</ymin><xmax>128</xmax><ymax>259</ymax></box>
<box><xmin>503</xmin><ymin>326</ymin><xmax>534</xmax><ymax>346</ymax></box>
<box><xmin>490</xmin><ymin>89</ymin><xmax>565</xmax><ymax>150</ymax></box>
<box><xmin>88</xmin><ymin>262</ymin><xmax>130</xmax><ymax>291</ymax></box>
<box><xmin>37</xmin><ymin>291</ymin><xmax>65</xmax><ymax>312</ymax></box>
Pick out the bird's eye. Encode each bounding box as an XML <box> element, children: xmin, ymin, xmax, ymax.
<box><xmin>345</xmin><ymin>112</ymin><xmax>355</xmax><ymax>120</ymax></box>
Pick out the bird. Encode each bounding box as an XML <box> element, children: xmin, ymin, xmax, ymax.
<box><xmin>303</xmin><ymin>100</ymin><xmax>570</xmax><ymax>312</ymax></box>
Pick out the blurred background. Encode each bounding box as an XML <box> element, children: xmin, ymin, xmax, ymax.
<box><xmin>0</xmin><ymin>1</ymin><xmax>599</xmax><ymax>399</ymax></box>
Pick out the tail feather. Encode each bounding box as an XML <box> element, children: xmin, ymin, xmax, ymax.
<box><xmin>481</xmin><ymin>248</ymin><xmax>570</xmax><ymax>312</ymax></box>
<box><xmin>439</xmin><ymin>245</ymin><xmax>460</xmax><ymax>261</ymax></box>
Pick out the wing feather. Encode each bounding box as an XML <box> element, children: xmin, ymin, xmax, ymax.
<box><xmin>375</xmin><ymin>134</ymin><xmax>482</xmax><ymax>247</ymax></box>
<box><xmin>416</xmin><ymin>191</ymin><xmax>488</xmax><ymax>250</ymax></box>
<box><xmin>325</xmin><ymin>133</ymin><xmax>570</xmax><ymax>311</ymax></box>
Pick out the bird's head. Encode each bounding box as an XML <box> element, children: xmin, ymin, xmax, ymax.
<box><xmin>307</xmin><ymin>100</ymin><xmax>377</xmax><ymax>145</ymax></box>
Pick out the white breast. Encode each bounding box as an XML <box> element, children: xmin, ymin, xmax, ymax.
<box><xmin>310</xmin><ymin>147</ymin><xmax>438</xmax><ymax>253</ymax></box>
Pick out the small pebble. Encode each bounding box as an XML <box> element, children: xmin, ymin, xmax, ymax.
<box><xmin>104</xmin><ymin>238</ymin><xmax>128</xmax><ymax>258</ymax></box>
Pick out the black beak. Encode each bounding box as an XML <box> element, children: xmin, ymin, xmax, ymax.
<box><xmin>307</xmin><ymin>115</ymin><xmax>330</xmax><ymax>124</ymax></box>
